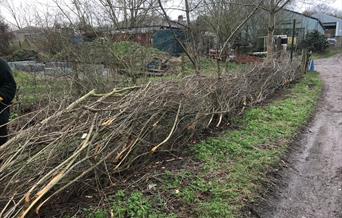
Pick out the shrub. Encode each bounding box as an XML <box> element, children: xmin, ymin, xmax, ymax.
<box><xmin>300</xmin><ymin>30</ymin><xmax>329</xmax><ymax>53</ymax></box>
<box><xmin>0</xmin><ymin>20</ymin><xmax>14</xmax><ymax>56</ymax></box>
<box><xmin>10</xmin><ymin>49</ymin><xmax>39</xmax><ymax>61</ymax></box>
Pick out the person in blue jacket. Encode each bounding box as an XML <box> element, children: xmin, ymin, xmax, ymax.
<box><xmin>0</xmin><ymin>58</ymin><xmax>16</xmax><ymax>145</ymax></box>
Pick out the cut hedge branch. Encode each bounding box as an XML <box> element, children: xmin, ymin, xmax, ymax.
<box><xmin>0</xmin><ymin>58</ymin><xmax>302</xmax><ymax>217</ymax></box>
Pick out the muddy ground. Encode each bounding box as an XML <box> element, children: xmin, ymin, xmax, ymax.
<box><xmin>255</xmin><ymin>56</ymin><xmax>342</xmax><ymax>218</ymax></box>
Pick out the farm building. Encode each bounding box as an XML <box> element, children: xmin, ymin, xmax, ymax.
<box><xmin>255</xmin><ymin>9</ymin><xmax>325</xmax><ymax>51</ymax></box>
<box><xmin>111</xmin><ymin>26</ymin><xmax>168</xmax><ymax>46</ymax></box>
<box><xmin>109</xmin><ymin>15</ymin><xmax>186</xmax><ymax>55</ymax></box>
<box><xmin>110</xmin><ymin>26</ymin><xmax>185</xmax><ymax>56</ymax></box>
<box><xmin>311</xmin><ymin>12</ymin><xmax>342</xmax><ymax>47</ymax></box>
<box><xmin>276</xmin><ymin>9</ymin><xmax>325</xmax><ymax>37</ymax></box>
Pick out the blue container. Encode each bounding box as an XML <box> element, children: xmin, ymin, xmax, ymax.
<box><xmin>308</xmin><ymin>60</ymin><xmax>315</xmax><ymax>72</ymax></box>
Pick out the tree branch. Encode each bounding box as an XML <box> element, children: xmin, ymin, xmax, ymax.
<box><xmin>219</xmin><ymin>0</ymin><xmax>264</xmax><ymax>58</ymax></box>
<box><xmin>157</xmin><ymin>0</ymin><xmax>197</xmax><ymax>69</ymax></box>
<box><xmin>275</xmin><ymin>0</ymin><xmax>292</xmax><ymax>13</ymax></box>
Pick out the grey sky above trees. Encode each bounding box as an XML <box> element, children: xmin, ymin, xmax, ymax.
<box><xmin>0</xmin><ymin>0</ymin><xmax>341</xmax><ymax>29</ymax></box>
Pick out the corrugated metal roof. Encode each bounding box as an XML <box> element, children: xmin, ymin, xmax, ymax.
<box><xmin>311</xmin><ymin>12</ymin><xmax>342</xmax><ymax>36</ymax></box>
<box><xmin>283</xmin><ymin>9</ymin><xmax>325</xmax><ymax>31</ymax></box>
<box><xmin>311</xmin><ymin>13</ymin><xmax>342</xmax><ymax>23</ymax></box>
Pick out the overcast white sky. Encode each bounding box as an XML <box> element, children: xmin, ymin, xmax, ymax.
<box><xmin>1</xmin><ymin>0</ymin><xmax>342</xmax><ymax>28</ymax></box>
<box><xmin>0</xmin><ymin>0</ymin><xmax>186</xmax><ymax>28</ymax></box>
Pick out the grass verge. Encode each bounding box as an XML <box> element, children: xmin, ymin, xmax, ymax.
<box><xmin>188</xmin><ymin>72</ymin><xmax>322</xmax><ymax>217</ymax></box>
<box><xmin>312</xmin><ymin>47</ymin><xmax>342</xmax><ymax>59</ymax></box>
<box><xmin>13</xmin><ymin>71</ymin><xmax>72</xmax><ymax>114</ymax></box>
<box><xmin>82</xmin><ymin>72</ymin><xmax>322</xmax><ymax>218</ymax></box>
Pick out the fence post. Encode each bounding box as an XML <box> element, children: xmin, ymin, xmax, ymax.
<box><xmin>301</xmin><ymin>49</ymin><xmax>308</xmax><ymax>74</ymax></box>
<box><xmin>290</xmin><ymin>19</ymin><xmax>296</xmax><ymax>62</ymax></box>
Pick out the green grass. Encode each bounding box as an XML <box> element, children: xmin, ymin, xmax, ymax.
<box><xmin>13</xmin><ymin>57</ymin><xmax>241</xmax><ymax>110</ymax></box>
<box><xmin>185</xmin><ymin>72</ymin><xmax>321</xmax><ymax>217</ymax></box>
<box><xmin>183</xmin><ymin>57</ymin><xmax>241</xmax><ymax>76</ymax></box>
<box><xmin>135</xmin><ymin>56</ymin><xmax>242</xmax><ymax>87</ymax></box>
<box><xmin>187</xmin><ymin>73</ymin><xmax>322</xmax><ymax>217</ymax></box>
<box><xmin>13</xmin><ymin>71</ymin><xmax>71</xmax><ymax>112</ymax></box>
<box><xmin>312</xmin><ymin>47</ymin><xmax>342</xmax><ymax>59</ymax></box>
<box><xmin>86</xmin><ymin>191</ymin><xmax>175</xmax><ymax>218</ymax></box>
<box><xmin>83</xmin><ymin>73</ymin><xmax>322</xmax><ymax>217</ymax></box>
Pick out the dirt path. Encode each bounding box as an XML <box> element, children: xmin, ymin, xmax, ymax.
<box><xmin>258</xmin><ymin>56</ymin><xmax>342</xmax><ymax>218</ymax></box>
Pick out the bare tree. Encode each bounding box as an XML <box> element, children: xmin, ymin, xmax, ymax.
<box><xmin>95</xmin><ymin>0</ymin><xmax>160</xmax><ymax>28</ymax></box>
<box><xmin>0</xmin><ymin>19</ymin><xmax>14</xmax><ymax>55</ymax></box>
<box><xmin>158</xmin><ymin>0</ymin><xmax>201</xmax><ymax>74</ymax></box>
<box><xmin>260</xmin><ymin>0</ymin><xmax>292</xmax><ymax>59</ymax></box>
<box><xmin>2</xmin><ymin>0</ymin><xmax>36</xmax><ymax>29</ymax></box>
<box><xmin>303</xmin><ymin>2</ymin><xmax>342</xmax><ymax>18</ymax></box>
<box><xmin>218</xmin><ymin>0</ymin><xmax>264</xmax><ymax>58</ymax></box>
<box><xmin>198</xmin><ymin>0</ymin><xmax>257</xmax><ymax>47</ymax></box>
<box><xmin>199</xmin><ymin>0</ymin><xmax>292</xmax><ymax>59</ymax></box>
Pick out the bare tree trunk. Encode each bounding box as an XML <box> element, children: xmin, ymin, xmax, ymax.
<box><xmin>266</xmin><ymin>0</ymin><xmax>292</xmax><ymax>59</ymax></box>
<box><xmin>267</xmin><ymin>7</ymin><xmax>275</xmax><ymax>59</ymax></box>
<box><xmin>184</xmin><ymin>0</ymin><xmax>200</xmax><ymax>74</ymax></box>
<box><xmin>184</xmin><ymin>0</ymin><xmax>191</xmax><ymax>26</ymax></box>
<box><xmin>103</xmin><ymin>0</ymin><xmax>119</xmax><ymax>27</ymax></box>
<box><xmin>158</xmin><ymin>0</ymin><xmax>199</xmax><ymax>75</ymax></box>
<box><xmin>219</xmin><ymin>0</ymin><xmax>263</xmax><ymax>59</ymax></box>
<box><xmin>124</xmin><ymin>0</ymin><xmax>128</xmax><ymax>28</ymax></box>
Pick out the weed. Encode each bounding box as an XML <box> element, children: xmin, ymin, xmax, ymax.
<box><xmin>83</xmin><ymin>207</ymin><xmax>108</xmax><ymax>218</ymax></box>
<box><xmin>110</xmin><ymin>190</ymin><xmax>172</xmax><ymax>218</ymax></box>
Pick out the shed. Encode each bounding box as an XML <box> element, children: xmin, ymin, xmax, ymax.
<box><xmin>255</xmin><ymin>9</ymin><xmax>326</xmax><ymax>51</ymax></box>
<box><xmin>152</xmin><ymin>28</ymin><xmax>185</xmax><ymax>56</ymax></box>
<box><xmin>110</xmin><ymin>25</ymin><xmax>186</xmax><ymax>55</ymax></box>
<box><xmin>276</xmin><ymin>9</ymin><xmax>325</xmax><ymax>40</ymax></box>
<box><xmin>311</xmin><ymin>13</ymin><xmax>342</xmax><ymax>37</ymax></box>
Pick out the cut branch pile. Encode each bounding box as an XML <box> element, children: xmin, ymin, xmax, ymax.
<box><xmin>0</xmin><ymin>59</ymin><xmax>302</xmax><ymax>217</ymax></box>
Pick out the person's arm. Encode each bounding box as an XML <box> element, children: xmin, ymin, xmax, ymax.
<box><xmin>0</xmin><ymin>61</ymin><xmax>16</xmax><ymax>104</ymax></box>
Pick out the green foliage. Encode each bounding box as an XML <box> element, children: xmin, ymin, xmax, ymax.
<box><xmin>106</xmin><ymin>190</ymin><xmax>176</xmax><ymax>218</ymax></box>
<box><xmin>0</xmin><ymin>20</ymin><xmax>14</xmax><ymax>56</ymax></box>
<box><xmin>13</xmin><ymin>71</ymin><xmax>71</xmax><ymax>113</ymax></box>
<box><xmin>52</xmin><ymin>40</ymin><xmax>168</xmax><ymax>83</ymax></box>
<box><xmin>112</xmin><ymin>191</ymin><xmax>152</xmax><ymax>218</ymax></box>
<box><xmin>180</xmin><ymin>56</ymin><xmax>241</xmax><ymax>76</ymax></box>
<box><xmin>53</xmin><ymin>40</ymin><xmax>165</xmax><ymax>64</ymax></box>
<box><xmin>312</xmin><ymin>47</ymin><xmax>342</xmax><ymax>59</ymax></box>
<box><xmin>301</xmin><ymin>30</ymin><xmax>329</xmax><ymax>53</ymax></box>
<box><xmin>199</xmin><ymin>201</ymin><xmax>234</xmax><ymax>218</ymax></box>
<box><xmin>86</xmin><ymin>210</ymin><xmax>108</xmax><ymax>218</ymax></box>
<box><xmin>13</xmin><ymin>71</ymin><xmax>32</xmax><ymax>82</ymax></box>
<box><xmin>111</xmin><ymin>41</ymin><xmax>165</xmax><ymax>59</ymax></box>
<box><xmin>127</xmin><ymin>192</ymin><xmax>152</xmax><ymax>217</ymax></box>
<box><xmin>9</xmin><ymin>49</ymin><xmax>39</xmax><ymax>61</ymax></box>
<box><xmin>111</xmin><ymin>41</ymin><xmax>167</xmax><ymax>73</ymax></box>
